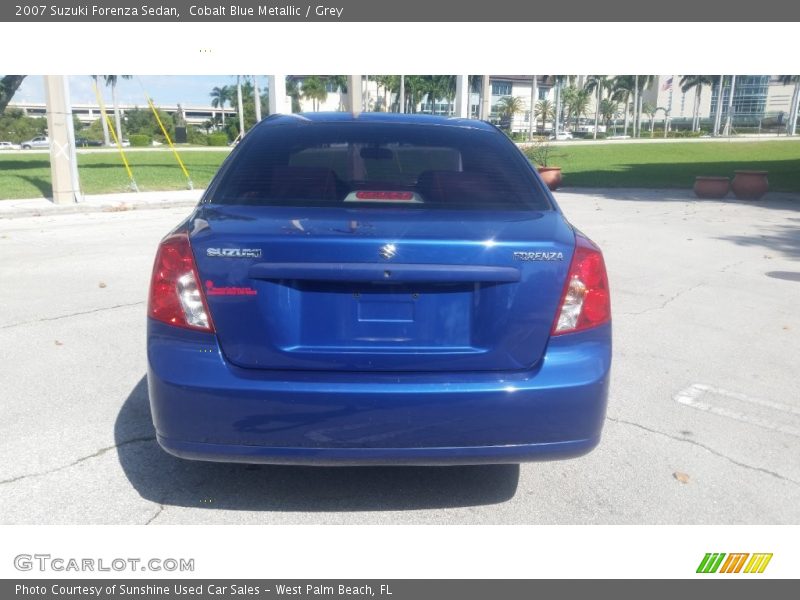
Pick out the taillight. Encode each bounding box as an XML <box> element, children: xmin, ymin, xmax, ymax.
<box><xmin>552</xmin><ymin>233</ymin><xmax>610</xmax><ymax>335</ymax></box>
<box><xmin>148</xmin><ymin>232</ymin><xmax>214</xmax><ymax>332</ymax></box>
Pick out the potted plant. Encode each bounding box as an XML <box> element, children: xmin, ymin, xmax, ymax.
<box><xmin>693</xmin><ymin>176</ymin><xmax>730</xmax><ymax>199</ymax></box>
<box><xmin>526</xmin><ymin>136</ymin><xmax>562</xmax><ymax>190</ymax></box>
<box><xmin>731</xmin><ymin>170</ymin><xmax>769</xmax><ymax>200</ymax></box>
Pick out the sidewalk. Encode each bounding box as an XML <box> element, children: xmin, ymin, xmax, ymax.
<box><xmin>0</xmin><ymin>189</ymin><xmax>203</xmax><ymax>219</ymax></box>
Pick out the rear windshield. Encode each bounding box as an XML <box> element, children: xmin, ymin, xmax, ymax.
<box><xmin>208</xmin><ymin>121</ymin><xmax>550</xmax><ymax>210</ymax></box>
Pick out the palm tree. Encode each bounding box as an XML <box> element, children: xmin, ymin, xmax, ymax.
<box><xmin>778</xmin><ymin>75</ymin><xmax>800</xmax><ymax>136</ymax></box>
<box><xmin>642</xmin><ymin>102</ymin><xmax>658</xmax><ymax>136</ymax></box>
<box><xmin>210</xmin><ymin>85</ymin><xmax>230</xmax><ymax>126</ymax></box>
<box><xmin>327</xmin><ymin>76</ymin><xmax>348</xmax><ymax>111</ymax></box>
<box><xmin>103</xmin><ymin>75</ymin><xmax>132</xmax><ymax>143</ymax></box>
<box><xmin>544</xmin><ymin>76</ymin><xmax>576</xmax><ymax>138</ymax></box>
<box><xmin>285</xmin><ymin>78</ymin><xmax>302</xmax><ymax>113</ymax></box>
<box><xmin>300</xmin><ymin>76</ymin><xmax>328</xmax><ymax>111</ymax></box>
<box><xmin>599</xmin><ymin>98</ymin><xmax>621</xmax><ymax>132</ymax></box>
<box><xmin>91</xmin><ymin>75</ymin><xmax>111</xmax><ymax>146</ymax></box>
<box><xmin>535</xmin><ymin>99</ymin><xmax>555</xmax><ymax>133</ymax></box>
<box><xmin>610</xmin><ymin>75</ymin><xmax>634</xmax><ymax>136</ymax></box>
<box><xmin>496</xmin><ymin>96</ymin><xmax>526</xmax><ymax>128</ymax></box>
<box><xmin>403</xmin><ymin>76</ymin><xmax>427</xmax><ymax>113</ymax></box>
<box><xmin>633</xmin><ymin>76</ymin><xmax>657</xmax><ymax>137</ymax></box>
<box><xmin>680</xmin><ymin>75</ymin><xmax>714</xmax><ymax>132</ymax></box>
<box><xmin>584</xmin><ymin>75</ymin><xmax>611</xmax><ymax>139</ymax></box>
<box><xmin>0</xmin><ymin>75</ymin><xmax>26</xmax><ymax>113</ymax></box>
<box><xmin>562</xmin><ymin>85</ymin><xmax>591</xmax><ymax>131</ymax></box>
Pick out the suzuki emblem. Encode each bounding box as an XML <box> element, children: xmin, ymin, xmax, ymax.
<box><xmin>379</xmin><ymin>244</ymin><xmax>397</xmax><ymax>260</ymax></box>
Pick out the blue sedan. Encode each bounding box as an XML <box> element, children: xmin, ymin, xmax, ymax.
<box><xmin>147</xmin><ymin>112</ymin><xmax>611</xmax><ymax>465</ymax></box>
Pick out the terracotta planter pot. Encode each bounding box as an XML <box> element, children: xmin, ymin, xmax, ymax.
<box><xmin>693</xmin><ymin>176</ymin><xmax>730</xmax><ymax>199</ymax></box>
<box><xmin>731</xmin><ymin>170</ymin><xmax>769</xmax><ymax>200</ymax></box>
<box><xmin>537</xmin><ymin>166</ymin><xmax>562</xmax><ymax>190</ymax></box>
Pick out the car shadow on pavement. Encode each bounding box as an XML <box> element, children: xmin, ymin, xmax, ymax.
<box><xmin>115</xmin><ymin>377</ymin><xmax>520</xmax><ymax>512</ymax></box>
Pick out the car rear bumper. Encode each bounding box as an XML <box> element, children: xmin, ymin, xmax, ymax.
<box><xmin>147</xmin><ymin>319</ymin><xmax>611</xmax><ymax>465</ymax></box>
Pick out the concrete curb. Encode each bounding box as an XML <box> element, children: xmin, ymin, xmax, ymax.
<box><xmin>0</xmin><ymin>190</ymin><xmax>203</xmax><ymax>219</ymax></box>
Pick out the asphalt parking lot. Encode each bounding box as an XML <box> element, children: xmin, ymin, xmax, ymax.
<box><xmin>1</xmin><ymin>189</ymin><xmax>799</xmax><ymax>524</ymax></box>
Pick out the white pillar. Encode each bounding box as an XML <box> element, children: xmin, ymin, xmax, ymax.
<box><xmin>399</xmin><ymin>75</ymin><xmax>405</xmax><ymax>114</ymax></box>
<box><xmin>347</xmin><ymin>75</ymin><xmax>362</xmax><ymax>115</ymax></box>
<box><xmin>44</xmin><ymin>75</ymin><xmax>81</xmax><ymax>205</ymax></box>
<box><xmin>481</xmin><ymin>75</ymin><xmax>491</xmax><ymax>120</ymax></box>
<box><xmin>455</xmin><ymin>75</ymin><xmax>469</xmax><ymax>118</ymax></box>
<box><xmin>529</xmin><ymin>75</ymin><xmax>537</xmax><ymax>140</ymax></box>
<box><xmin>267</xmin><ymin>75</ymin><xmax>289</xmax><ymax>114</ymax></box>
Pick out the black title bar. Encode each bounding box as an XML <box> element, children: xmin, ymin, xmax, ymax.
<box><xmin>3</xmin><ymin>0</ymin><xmax>800</xmax><ymax>21</ymax></box>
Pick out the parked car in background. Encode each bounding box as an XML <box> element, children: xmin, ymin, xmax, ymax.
<box><xmin>75</xmin><ymin>137</ymin><xmax>103</xmax><ymax>147</ymax></box>
<box><xmin>147</xmin><ymin>113</ymin><xmax>612</xmax><ymax>466</ymax></box>
<box><xmin>549</xmin><ymin>131</ymin><xmax>574</xmax><ymax>141</ymax></box>
<box><xmin>20</xmin><ymin>136</ymin><xmax>49</xmax><ymax>150</ymax></box>
<box><xmin>0</xmin><ymin>141</ymin><xmax>20</xmax><ymax>150</ymax></box>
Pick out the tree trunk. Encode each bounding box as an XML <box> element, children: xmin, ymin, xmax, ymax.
<box><xmin>554</xmin><ymin>80</ymin><xmax>561</xmax><ymax>139</ymax></box>
<box><xmin>787</xmin><ymin>82</ymin><xmax>799</xmax><ymax>136</ymax></box>
<box><xmin>94</xmin><ymin>77</ymin><xmax>111</xmax><ymax>147</ymax></box>
<box><xmin>236</xmin><ymin>76</ymin><xmax>245</xmax><ymax>137</ymax></box>
<box><xmin>723</xmin><ymin>75</ymin><xmax>736</xmax><ymax>136</ymax></box>
<box><xmin>528</xmin><ymin>75</ymin><xmax>536</xmax><ymax>141</ymax></box>
<box><xmin>633</xmin><ymin>75</ymin><xmax>639</xmax><ymax>137</ymax></box>
<box><xmin>623</xmin><ymin>96</ymin><xmax>630</xmax><ymax>136</ymax></box>
<box><xmin>638</xmin><ymin>94</ymin><xmax>644</xmax><ymax>138</ymax></box>
<box><xmin>713</xmin><ymin>75</ymin><xmax>724</xmax><ymax>136</ymax></box>
<box><xmin>254</xmin><ymin>76</ymin><xmax>262</xmax><ymax>123</ymax></box>
<box><xmin>593</xmin><ymin>86</ymin><xmax>600</xmax><ymax>139</ymax></box>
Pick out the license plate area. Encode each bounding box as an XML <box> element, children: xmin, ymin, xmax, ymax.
<box><xmin>289</xmin><ymin>281</ymin><xmax>474</xmax><ymax>351</ymax></box>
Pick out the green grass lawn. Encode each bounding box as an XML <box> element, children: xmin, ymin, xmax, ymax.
<box><xmin>532</xmin><ymin>139</ymin><xmax>800</xmax><ymax>192</ymax></box>
<box><xmin>2</xmin><ymin>140</ymin><xmax>800</xmax><ymax>200</ymax></box>
<box><xmin>0</xmin><ymin>150</ymin><xmax>230</xmax><ymax>200</ymax></box>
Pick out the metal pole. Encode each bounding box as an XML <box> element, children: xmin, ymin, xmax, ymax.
<box><xmin>399</xmin><ymin>75</ymin><xmax>405</xmax><ymax>114</ymax></box>
<box><xmin>44</xmin><ymin>75</ymin><xmax>81</xmax><ymax>205</ymax></box>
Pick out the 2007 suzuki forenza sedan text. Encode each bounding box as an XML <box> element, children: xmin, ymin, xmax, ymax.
<box><xmin>147</xmin><ymin>113</ymin><xmax>611</xmax><ymax>465</ymax></box>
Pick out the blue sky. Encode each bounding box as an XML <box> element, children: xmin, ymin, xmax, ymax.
<box><xmin>14</xmin><ymin>75</ymin><xmax>263</xmax><ymax>107</ymax></box>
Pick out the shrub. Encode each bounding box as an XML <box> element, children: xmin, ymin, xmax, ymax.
<box><xmin>208</xmin><ymin>133</ymin><xmax>229</xmax><ymax>147</ymax></box>
<box><xmin>187</xmin><ymin>127</ymin><xmax>208</xmax><ymax>146</ymax></box>
<box><xmin>522</xmin><ymin>136</ymin><xmax>561</xmax><ymax>167</ymax></box>
<box><xmin>128</xmin><ymin>134</ymin><xmax>152</xmax><ymax>147</ymax></box>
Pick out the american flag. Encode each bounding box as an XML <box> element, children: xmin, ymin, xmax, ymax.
<box><xmin>661</xmin><ymin>77</ymin><xmax>673</xmax><ymax>91</ymax></box>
